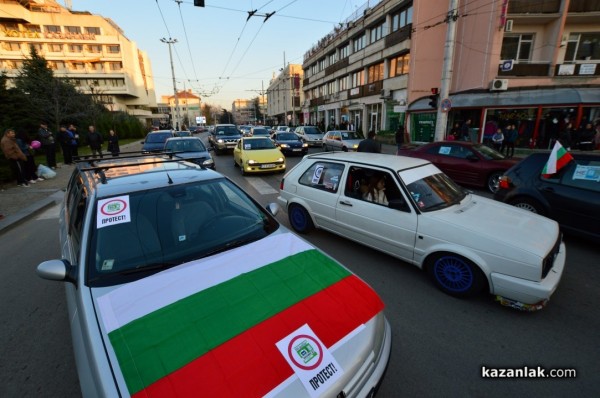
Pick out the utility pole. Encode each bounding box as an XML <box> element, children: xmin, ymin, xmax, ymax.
<box><xmin>161</xmin><ymin>38</ymin><xmax>181</xmax><ymax>130</ymax></box>
<box><xmin>283</xmin><ymin>52</ymin><xmax>288</xmax><ymax>126</ymax></box>
<box><xmin>434</xmin><ymin>0</ymin><xmax>459</xmax><ymax>141</ymax></box>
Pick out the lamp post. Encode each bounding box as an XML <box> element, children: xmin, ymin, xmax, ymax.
<box><xmin>160</xmin><ymin>37</ymin><xmax>180</xmax><ymax>130</ymax></box>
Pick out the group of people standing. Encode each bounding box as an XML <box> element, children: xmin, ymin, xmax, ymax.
<box><xmin>1</xmin><ymin>122</ymin><xmax>121</xmax><ymax>188</ymax></box>
<box><xmin>490</xmin><ymin>124</ymin><xmax>519</xmax><ymax>158</ymax></box>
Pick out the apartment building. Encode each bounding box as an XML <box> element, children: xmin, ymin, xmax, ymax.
<box><xmin>232</xmin><ymin>96</ymin><xmax>267</xmax><ymax>125</ymax></box>
<box><xmin>161</xmin><ymin>89</ymin><xmax>201</xmax><ymax>129</ymax></box>
<box><xmin>266</xmin><ymin>63</ymin><xmax>304</xmax><ymax>126</ymax></box>
<box><xmin>302</xmin><ymin>0</ymin><xmax>600</xmax><ymax>148</ymax></box>
<box><xmin>0</xmin><ymin>0</ymin><xmax>157</xmax><ymax>123</ymax></box>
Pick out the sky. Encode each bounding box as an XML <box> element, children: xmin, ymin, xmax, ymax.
<box><xmin>71</xmin><ymin>0</ymin><xmax>370</xmax><ymax>109</ymax></box>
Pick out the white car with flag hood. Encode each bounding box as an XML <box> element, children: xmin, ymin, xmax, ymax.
<box><xmin>36</xmin><ymin>153</ymin><xmax>391</xmax><ymax>397</ymax></box>
<box><xmin>277</xmin><ymin>152</ymin><xmax>566</xmax><ymax>311</ymax></box>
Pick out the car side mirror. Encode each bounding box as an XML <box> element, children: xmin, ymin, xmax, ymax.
<box><xmin>265</xmin><ymin>202</ymin><xmax>280</xmax><ymax>216</ymax></box>
<box><xmin>36</xmin><ymin>259</ymin><xmax>77</xmax><ymax>284</ymax></box>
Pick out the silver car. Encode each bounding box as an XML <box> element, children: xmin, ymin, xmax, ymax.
<box><xmin>36</xmin><ymin>154</ymin><xmax>391</xmax><ymax>397</ymax></box>
<box><xmin>323</xmin><ymin>130</ymin><xmax>363</xmax><ymax>152</ymax></box>
<box><xmin>294</xmin><ymin>125</ymin><xmax>324</xmax><ymax>147</ymax></box>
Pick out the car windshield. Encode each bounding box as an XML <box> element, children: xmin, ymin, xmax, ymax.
<box><xmin>473</xmin><ymin>143</ymin><xmax>506</xmax><ymax>160</ymax></box>
<box><xmin>244</xmin><ymin>138</ymin><xmax>276</xmax><ymax>150</ymax></box>
<box><xmin>277</xmin><ymin>133</ymin><xmax>299</xmax><ymax>141</ymax></box>
<box><xmin>87</xmin><ymin>178</ymin><xmax>278</xmax><ymax>287</ymax></box>
<box><xmin>402</xmin><ymin>167</ymin><xmax>466</xmax><ymax>212</ymax></box>
<box><xmin>165</xmin><ymin>139</ymin><xmax>206</xmax><ymax>152</ymax></box>
<box><xmin>304</xmin><ymin>127</ymin><xmax>323</xmax><ymax>136</ymax></box>
<box><xmin>216</xmin><ymin>126</ymin><xmax>239</xmax><ymax>135</ymax></box>
<box><xmin>146</xmin><ymin>133</ymin><xmax>171</xmax><ymax>143</ymax></box>
<box><xmin>252</xmin><ymin>129</ymin><xmax>269</xmax><ymax>136</ymax></box>
<box><xmin>341</xmin><ymin>131</ymin><xmax>361</xmax><ymax>140</ymax></box>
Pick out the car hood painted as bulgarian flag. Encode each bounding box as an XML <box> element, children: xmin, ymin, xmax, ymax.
<box><xmin>94</xmin><ymin>232</ymin><xmax>386</xmax><ymax>397</ymax></box>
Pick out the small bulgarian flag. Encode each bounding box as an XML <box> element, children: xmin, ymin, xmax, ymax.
<box><xmin>96</xmin><ymin>232</ymin><xmax>384</xmax><ymax>397</ymax></box>
<box><xmin>542</xmin><ymin>141</ymin><xmax>574</xmax><ymax>177</ymax></box>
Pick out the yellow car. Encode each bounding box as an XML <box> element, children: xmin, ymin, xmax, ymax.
<box><xmin>233</xmin><ymin>136</ymin><xmax>286</xmax><ymax>175</ymax></box>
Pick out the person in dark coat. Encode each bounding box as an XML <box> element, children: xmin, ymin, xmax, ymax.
<box><xmin>107</xmin><ymin>129</ymin><xmax>120</xmax><ymax>156</ymax></box>
<box><xmin>87</xmin><ymin>125</ymin><xmax>104</xmax><ymax>158</ymax></box>
<box><xmin>37</xmin><ymin>122</ymin><xmax>57</xmax><ymax>169</ymax></box>
<box><xmin>395</xmin><ymin>125</ymin><xmax>405</xmax><ymax>155</ymax></box>
<box><xmin>357</xmin><ymin>130</ymin><xmax>382</xmax><ymax>153</ymax></box>
<box><xmin>58</xmin><ymin>125</ymin><xmax>73</xmax><ymax>165</ymax></box>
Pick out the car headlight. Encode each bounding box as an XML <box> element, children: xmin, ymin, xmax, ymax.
<box><xmin>248</xmin><ymin>159</ymin><xmax>257</xmax><ymax>165</ymax></box>
<box><xmin>353</xmin><ymin>144</ymin><xmax>358</xmax><ymax>148</ymax></box>
<box><xmin>302</xmin><ymin>143</ymin><xmax>308</xmax><ymax>148</ymax></box>
<box><xmin>217</xmin><ymin>138</ymin><xmax>224</xmax><ymax>143</ymax></box>
<box><xmin>280</xmin><ymin>144</ymin><xmax>289</xmax><ymax>148</ymax></box>
<box><xmin>276</xmin><ymin>157</ymin><xmax>284</xmax><ymax>163</ymax></box>
<box><xmin>202</xmin><ymin>158</ymin><xmax>214</xmax><ymax>166</ymax></box>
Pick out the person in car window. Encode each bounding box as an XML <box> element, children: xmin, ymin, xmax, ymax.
<box><xmin>363</xmin><ymin>175</ymin><xmax>388</xmax><ymax>205</ymax></box>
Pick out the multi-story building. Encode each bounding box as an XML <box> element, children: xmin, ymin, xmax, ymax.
<box><xmin>0</xmin><ymin>0</ymin><xmax>157</xmax><ymax>124</ymax></box>
<box><xmin>302</xmin><ymin>0</ymin><xmax>600</xmax><ymax>148</ymax></box>
<box><xmin>232</xmin><ymin>96</ymin><xmax>267</xmax><ymax>125</ymax></box>
<box><xmin>161</xmin><ymin>89</ymin><xmax>201</xmax><ymax>129</ymax></box>
<box><xmin>266</xmin><ymin>64</ymin><xmax>304</xmax><ymax>126</ymax></box>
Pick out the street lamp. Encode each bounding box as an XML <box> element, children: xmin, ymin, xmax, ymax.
<box><xmin>160</xmin><ymin>37</ymin><xmax>181</xmax><ymax>130</ymax></box>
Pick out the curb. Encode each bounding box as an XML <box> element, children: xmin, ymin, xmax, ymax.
<box><xmin>0</xmin><ymin>189</ymin><xmax>64</xmax><ymax>236</ymax></box>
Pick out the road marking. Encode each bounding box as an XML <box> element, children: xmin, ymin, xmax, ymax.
<box><xmin>248</xmin><ymin>178</ymin><xmax>279</xmax><ymax>195</ymax></box>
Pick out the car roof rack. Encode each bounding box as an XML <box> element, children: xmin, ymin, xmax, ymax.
<box><xmin>74</xmin><ymin>151</ymin><xmax>209</xmax><ymax>184</ymax></box>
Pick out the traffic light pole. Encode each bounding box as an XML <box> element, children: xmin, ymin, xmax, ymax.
<box><xmin>434</xmin><ymin>0</ymin><xmax>459</xmax><ymax>142</ymax></box>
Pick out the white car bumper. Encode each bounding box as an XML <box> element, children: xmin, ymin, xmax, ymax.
<box><xmin>491</xmin><ymin>242</ymin><xmax>566</xmax><ymax>306</ymax></box>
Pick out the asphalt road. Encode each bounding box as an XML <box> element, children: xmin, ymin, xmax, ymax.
<box><xmin>1</xmin><ymin>134</ymin><xmax>599</xmax><ymax>398</ymax></box>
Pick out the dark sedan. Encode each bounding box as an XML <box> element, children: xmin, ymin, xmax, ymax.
<box><xmin>271</xmin><ymin>132</ymin><xmax>308</xmax><ymax>156</ymax></box>
<box><xmin>164</xmin><ymin>137</ymin><xmax>215</xmax><ymax>169</ymax></box>
<box><xmin>494</xmin><ymin>152</ymin><xmax>600</xmax><ymax>241</ymax></box>
<box><xmin>142</xmin><ymin>130</ymin><xmax>177</xmax><ymax>153</ymax></box>
<box><xmin>400</xmin><ymin>141</ymin><xmax>520</xmax><ymax>193</ymax></box>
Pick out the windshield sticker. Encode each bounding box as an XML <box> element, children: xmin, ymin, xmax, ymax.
<box><xmin>439</xmin><ymin>146</ymin><xmax>451</xmax><ymax>155</ymax></box>
<box><xmin>572</xmin><ymin>165</ymin><xmax>600</xmax><ymax>182</ymax></box>
<box><xmin>276</xmin><ymin>324</ymin><xmax>343</xmax><ymax>397</ymax></box>
<box><xmin>97</xmin><ymin>195</ymin><xmax>131</xmax><ymax>228</ymax></box>
<box><xmin>102</xmin><ymin>259</ymin><xmax>115</xmax><ymax>271</ymax></box>
<box><xmin>244</xmin><ymin>143</ymin><xmax>252</xmax><ymax>150</ymax></box>
<box><xmin>312</xmin><ymin>165</ymin><xmax>325</xmax><ymax>184</ymax></box>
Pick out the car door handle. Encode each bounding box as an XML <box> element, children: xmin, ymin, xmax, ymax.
<box><xmin>542</xmin><ymin>187</ymin><xmax>555</xmax><ymax>192</ymax></box>
<box><xmin>339</xmin><ymin>200</ymin><xmax>353</xmax><ymax>206</ymax></box>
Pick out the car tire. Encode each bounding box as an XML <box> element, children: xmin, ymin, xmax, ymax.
<box><xmin>323</xmin><ymin>143</ymin><xmax>328</xmax><ymax>152</ymax></box>
<box><xmin>288</xmin><ymin>204</ymin><xmax>314</xmax><ymax>234</ymax></box>
<box><xmin>487</xmin><ymin>171</ymin><xmax>503</xmax><ymax>193</ymax></box>
<box><xmin>342</xmin><ymin>146</ymin><xmax>348</xmax><ymax>152</ymax></box>
<box><xmin>509</xmin><ymin>197</ymin><xmax>545</xmax><ymax>215</ymax></box>
<box><xmin>427</xmin><ymin>253</ymin><xmax>486</xmax><ymax>298</ymax></box>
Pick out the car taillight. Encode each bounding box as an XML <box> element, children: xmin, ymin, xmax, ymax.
<box><xmin>280</xmin><ymin>178</ymin><xmax>285</xmax><ymax>190</ymax></box>
<box><xmin>498</xmin><ymin>175</ymin><xmax>511</xmax><ymax>190</ymax></box>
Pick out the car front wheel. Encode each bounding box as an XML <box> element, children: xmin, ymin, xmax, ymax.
<box><xmin>427</xmin><ymin>253</ymin><xmax>485</xmax><ymax>298</ymax></box>
<box><xmin>288</xmin><ymin>204</ymin><xmax>314</xmax><ymax>234</ymax></box>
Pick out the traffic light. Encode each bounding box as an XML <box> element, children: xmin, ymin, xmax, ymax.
<box><xmin>193</xmin><ymin>0</ymin><xmax>205</xmax><ymax>7</ymax></box>
<box><xmin>428</xmin><ymin>88</ymin><xmax>439</xmax><ymax>109</ymax></box>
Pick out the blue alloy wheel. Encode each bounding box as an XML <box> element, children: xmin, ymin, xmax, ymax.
<box><xmin>288</xmin><ymin>204</ymin><xmax>314</xmax><ymax>234</ymax></box>
<box><xmin>428</xmin><ymin>253</ymin><xmax>484</xmax><ymax>298</ymax></box>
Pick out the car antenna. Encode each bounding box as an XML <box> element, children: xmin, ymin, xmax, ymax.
<box><xmin>166</xmin><ymin>172</ymin><xmax>173</xmax><ymax>184</ymax></box>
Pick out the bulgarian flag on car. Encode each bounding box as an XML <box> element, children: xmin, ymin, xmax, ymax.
<box><xmin>542</xmin><ymin>141</ymin><xmax>574</xmax><ymax>177</ymax></box>
<box><xmin>96</xmin><ymin>232</ymin><xmax>384</xmax><ymax>397</ymax></box>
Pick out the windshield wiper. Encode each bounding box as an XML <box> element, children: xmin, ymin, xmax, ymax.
<box><xmin>118</xmin><ymin>262</ymin><xmax>179</xmax><ymax>275</ymax></box>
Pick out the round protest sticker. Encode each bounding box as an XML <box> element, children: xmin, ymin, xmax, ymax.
<box><xmin>287</xmin><ymin>334</ymin><xmax>324</xmax><ymax>371</ymax></box>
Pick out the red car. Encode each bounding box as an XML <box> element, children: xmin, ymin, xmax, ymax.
<box><xmin>400</xmin><ymin>141</ymin><xmax>520</xmax><ymax>193</ymax></box>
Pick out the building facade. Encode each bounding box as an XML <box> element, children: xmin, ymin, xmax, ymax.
<box><xmin>302</xmin><ymin>0</ymin><xmax>600</xmax><ymax>146</ymax></box>
<box><xmin>266</xmin><ymin>64</ymin><xmax>304</xmax><ymax>127</ymax></box>
<box><xmin>232</xmin><ymin>96</ymin><xmax>267</xmax><ymax>125</ymax></box>
<box><xmin>161</xmin><ymin>89</ymin><xmax>201</xmax><ymax>129</ymax></box>
<box><xmin>0</xmin><ymin>0</ymin><xmax>158</xmax><ymax>124</ymax></box>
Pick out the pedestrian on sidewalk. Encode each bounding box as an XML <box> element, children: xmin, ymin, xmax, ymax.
<box><xmin>357</xmin><ymin>130</ymin><xmax>382</xmax><ymax>153</ymax></box>
<box><xmin>107</xmin><ymin>129</ymin><xmax>120</xmax><ymax>156</ymax></box>
<box><xmin>58</xmin><ymin>125</ymin><xmax>73</xmax><ymax>165</ymax></box>
<box><xmin>16</xmin><ymin>131</ymin><xmax>43</xmax><ymax>183</ymax></box>
<box><xmin>87</xmin><ymin>125</ymin><xmax>104</xmax><ymax>158</ymax></box>
<box><xmin>37</xmin><ymin>121</ymin><xmax>57</xmax><ymax>169</ymax></box>
<box><xmin>1</xmin><ymin>128</ymin><xmax>29</xmax><ymax>187</ymax></box>
<box><xmin>395</xmin><ymin>124</ymin><xmax>405</xmax><ymax>155</ymax></box>
<box><xmin>68</xmin><ymin>124</ymin><xmax>79</xmax><ymax>160</ymax></box>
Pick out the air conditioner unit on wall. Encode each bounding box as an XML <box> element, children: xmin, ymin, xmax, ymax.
<box><xmin>504</xmin><ymin>20</ymin><xmax>513</xmax><ymax>32</ymax></box>
<box><xmin>490</xmin><ymin>79</ymin><xmax>509</xmax><ymax>91</ymax></box>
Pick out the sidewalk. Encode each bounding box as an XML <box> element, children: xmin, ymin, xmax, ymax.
<box><xmin>0</xmin><ymin>142</ymin><xmax>141</xmax><ymax>235</ymax></box>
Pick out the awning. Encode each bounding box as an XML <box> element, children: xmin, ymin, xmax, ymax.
<box><xmin>408</xmin><ymin>87</ymin><xmax>600</xmax><ymax>111</ymax></box>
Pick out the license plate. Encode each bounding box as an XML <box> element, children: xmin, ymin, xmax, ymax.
<box><xmin>260</xmin><ymin>164</ymin><xmax>275</xmax><ymax>169</ymax></box>
<box><xmin>292</xmin><ymin>149</ymin><xmax>301</xmax><ymax>152</ymax></box>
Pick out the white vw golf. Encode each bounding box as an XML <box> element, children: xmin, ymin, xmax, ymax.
<box><xmin>278</xmin><ymin>152</ymin><xmax>566</xmax><ymax>311</ymax></box>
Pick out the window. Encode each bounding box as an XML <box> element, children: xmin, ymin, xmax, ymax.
<box><xmin>29</xmin><ymin>43</ymin><xmax>44</xmax><ymax>53</ymax></box>
<box><xmin>48</xmin><ymin>43</ymin><xmax>63</xmax><ymax>52</ymax></box>
<box><xmin>370</xmin><ymin>21</ymin><xmax>386</xmax><ymax>43</ymax></box>
<box><xmin>318</xmin><ymin>57</ymin><xmax>326</xmax><ymax>71</ymax></box>
<box><xmin>50</xmin><ymin>61</ymin><xmax>66</xmax><ymax>70</ymax></box>
<box><xmin>84</xmin><ymin>26</ymin><xmax>101</xmax><ymax>35</ymax></box>
<box><xmin>339</xmin><ymin>42</ymin><xmax>350</xmax><ymax>59</ymax></box>
<box><xmin>311</xmin><ymin>63</ymin><xmax>318</xmax><ymax>75</ymax></box>
<box><xmin>71</xmin><ymin>62</ymin><xmax>85</xmax><ymax>71</ymax></box>
<box><xmin>345</xmin><ymin>167</ymin><xmax>400</xmax><ymax>205</ymax></box>
<box><xmin>327</xmin><ymin>81</ymin><xmax>336</xmax><ymax>94</ymax></box>
<box><xmin>353</xmin><ymin>33</ymin><xmax>366</xmax><ymax>52</ymax></box>
<box><xmin>351</xmin><ymin>70</ymin><xmax>364</xmax><ymax>88</ymax></box>
<box><xmin>87</xmin><ymin>44</ymin><xmax>102</xmax><ymax>53</ymax></box>
<box><xmin>65</xmin><ymin>26</ymin><xmax>82</xmax><ymax>34</ymax></box>
<box><xmin>90</xmin><ymin>62</ymin><xmax>104</xmax><ymax>71</ymax></box>
<box><xmin>501</xmin><ymin>34</ymin><xmax>534</xmax><ymax>62</ymax></box>
<box><xmin>299</xmin><ymin>162</ymin><xmax>345</xmax><ymax>193</ymax></box>
<box><xmin>109</xmin><ymin>62</ymin><xmax>123</xmax><ymax>71</ymax></box>
<box><xmin>390</xmin><ymin>53</ymin><xmax>410</xmax><ymax>77</ymax></box>
<box><xmin>328</xmin><ymin>51</ymin><xmax>337</xmax><ymax>66</ymax></box>
<box><xmin>107</xmin><ymin>45</ymin><xmax>121</xmax><ymax>54</ymax></box>
<box><xmin>391</xmin><ymin>6</ymin><xmax>413</xmax><ymax>32</ymax></box>
<box><xmin>45</xmin><ymin>25</ymin><xmax>61</xmax><ymax>33</ymax></box>
<box><xmin>368</xmin><ymin>62</ymin><xmax>384</xmax><ymax>82</ymax></box>
<box><xmin>565</xmin><ymin>33</ymin><xmax>600</xmax><ymax>62</ymax></box>
<box><xmin>543</xmin><ymin>159</ymin><xmax>600</xmax><ymax>192</ymax></box>
<box><xmin>318</xmin><ymin>85</ymin><xmax>325</xmax><ymax>97</ymax></box>
<box><xmin>2</xmin><ymin>42</ymin><xmax>21</xmax><ymax>51</ymax></box>
<box><xmin>24</xmin><ymin>24</ymin><xmax>42</xmax><ymax>33</ymax></box>
<box><xmin>68</xmin><ymin>44</ymin><xmax>83</xmax><ymax>53</ymax></box>
<box><xmin>339</xmin><ymin>75</ymin><xmax>348</xmax><ymax>91</ymax></box>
